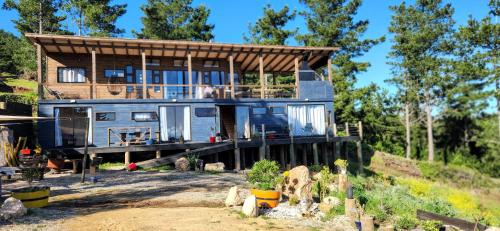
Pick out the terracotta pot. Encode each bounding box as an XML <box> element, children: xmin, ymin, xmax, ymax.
<box><xmin>47</xmin><ymin>159</ymin><xmax>64</xmax><ymax>170</ymax></box>
<box><xmin>251</xmin><ymin>188</ymin><xmax>280</xmax><ymax>208</ymax></box>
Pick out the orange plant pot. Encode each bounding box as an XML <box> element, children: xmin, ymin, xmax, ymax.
<box><xmin>250</xmin><ymin>189</ymin><xmax>280</xmax><ymax>208</ymax></box>
<box><xmin>47</xmin><ymin>159</ymin><xmax>64</xmax><ymax>170</ymax></box>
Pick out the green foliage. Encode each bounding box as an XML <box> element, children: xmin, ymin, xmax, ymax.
<box><xmin>2</xmin><ymin>0</ymin><xmax>68</xmax><ymax>34</ymax></box>
<box><xmin>63</xmin><ymin>0</ymin><xmax>127</xmax><ymax>36</ymax></box>
<box><xmin>99</xmin><ymin>162</ymin><xmax>124</xmax><ymax>170</ymax></box>
<box><xmin>186</xmin><ymin>153</ymin><xmax>199</xmax><ymax>169</ymax></box>
<box><xmin>417</xmin><ymin>161</ymin><xmax>494</xmax><ymax>188</ymax></box>
<box><xmin>247</xmin><ymin>160</ymin><xmax>281</xmax><ymax>191</ymax></box>
<box><xmin>396</xmin><ymin>214</ymin><xmax>418</xmax><ymax>230</ymax></box>
<box><xmin>420</xmin><ymin>220</ymin><xmax>442</xmax><ymax>231</ymax></box>
<box><xmin>0</xmin><ymin>30</ymin><xmax>19</xmax><ymax>74</ymax></box>
<box><xmin>288</xmin><ymin>195</ymin><xmax>299</xmax><ymax>206</ymax></box>
<box><xmin>3</xmin><ymin>78</ymin><xmax>37</xmax><ymax>91</ymax></box>
<box><xmin>0</xmin><ymin>92</ymin><xmax>37</xmax><ymax>105</ymax></box>
<box><xmin>134</xmin><ymin>0</ymin><xmax>214</xmax><ymax>41</ymax></box>
<box><xmin>244</xmin><ymin>4</ymin><xmax>296</xmax><ymax>45</ymax></box>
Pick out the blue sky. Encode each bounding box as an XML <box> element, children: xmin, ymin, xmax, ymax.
<box><xmin>0</xmin><ymin>0</ymin><xmax>491</xmax><ymax>92</ymax></box>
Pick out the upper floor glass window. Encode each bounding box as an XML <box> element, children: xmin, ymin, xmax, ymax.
<box><xmin>146</xmin><ymin>58</ymin><xmax>160</xmax><ymax>66</ymax></box>
<box><xmin>132</xmin><ymin>112</ymin><xmax>158</xmax><ymax>122</ymax></box>
<box><xmin>58</xmin><ymin>67</ymin><xmax>86</xmax><ymax>83</ymax></box>
<box><xmin>174</xmin><ymin>59</ymin><xmax>188</xmax><ymax>67</ymax></box>
<box><xmin>203</xmin><ymin>60</ymin><xmax>219</xmax><ymax>68</ymax></box>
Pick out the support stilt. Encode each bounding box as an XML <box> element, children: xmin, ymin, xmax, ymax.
<box><xmin>313</xmin><ymin>143</ymin><xmax>319</xmax><ymax>165</ymax></box>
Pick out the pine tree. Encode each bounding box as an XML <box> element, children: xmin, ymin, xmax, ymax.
<box><xmin>387</xmin><ymin>0</ymin><xmax>455</xmax><ymax>161</ymax></box>
<box><xmin>243</xmin><ymin>4</ymin><xmax>297</xmax><ymax>45</ymax></box>
<box><xmin>63</xmin><ymin>0</ymin><xmax>127</xmax><ymax>37</ymax></box>
<box><xmin>3</xmin><ymin>0</ymin><xmax>67</xmax><ymax>34</ymax></box>
<box><xmin>134</xmin><ymin>0</ymin><xmax>214</xmax><ymax>41</ymax></box>
<box><xmin>0</xmin><ymin>30</ymin><xmax>20</xmax><ymax>74</ymax></box>
<box><xmin>297</xmin><ymin>0</ymin><xmax>384</xmax><ymax>124</ymax></box>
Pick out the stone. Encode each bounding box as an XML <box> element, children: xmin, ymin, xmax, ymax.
<box><xmin>485</xmin><ymin>227</ymin><xmax>500</xmax><ymax>231</ymax></box>
<box><xmin>242</xmin><ymin>195</ymin><xmax>258</xmax><ymax>217</ymax></box>
<box><xmin>361</xmin><ymin>215</ymin><xmax>375</xmax><ymax>231</ymax></box>
<box><xmin>205</xmin><ymin>162</ymin><xmax>225</xmax><ymax>172</ymax></box>
<box><xmin>318</xmin><ymin>196</ymin><xmax>341</xmax><ymax>213</ymax></box>
<box><xmin>312</xmin><ymin>172</ymin><xmax>322</xmax><ymax>180</ymax></box>
<box><xmin>298</xmin><ymin>199</ymin><xmax>318</xmax><ymax>217</ymax></box>
<box><xmin>379</xmin><ymin>224</ymin><xmax>395</xmax><ymax>231</ymax></box>
<box><xmin>443</xmin><ymin>225</ymin><xmax>461</xmax><ymax>231</ymax></box>
<box><xmin>0</xmin><ymin>197</ymin><xmax>27</xmax><ymax>220</ymax></box>
<box><xmin>282</xmin><ymin>165</ymin><xmax>312</xmax><ymax>202</ymax></box>
<box><xmin>318</xmin><ymin>202</ymin><xmax>333</xmax><ymax>213</ymax></box>
<box><xmin>225</xmin><ymin>186</ymin><xmax>243</xmax><ymax>207</ymax></box>
<box><xmin>175</xmin><ymin>157</ymin><xmax>190</xmax><ymax>171</ymax></box>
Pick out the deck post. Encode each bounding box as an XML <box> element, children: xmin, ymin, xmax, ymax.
<box><xmin>124</xmin><ymin>142</ymin><xmax>130</xmax><ymax>165</ymax></box>
<box><xmin>357</xmin><ymin>121</ymin><xmax>363</xmax><ymax>174</ymax></box>
<box><xmin>89</xmin><ymin>152</ymin><xmax>97</xmax><ymax>175</ymax></box>
<box><xmin>241</xmin><ymin>148</ymin><xmax>246</xmax><ymax>169</ymax></box>
<box><xmin>313</xmin><ymin>143</ymin><xmax>319</xmax><ymax>165</ymax></box>
<box><xmin>322</xmin><ymin>143</ymin><xmax>329</xmax><ymax>166</ymax></box>
<box><xmin>229</xmin><ymin>54</ymin><xmax>235</xmax><ymax>98</ymax></box>
<box><xmin>259</xmin><ymin>54</ymin><xmax>265</xmax><ymax>98</ymax></box>
<box><xmin>141</xmin><ymin>49</ymin><xmax>147</xmax><ymax>98</ymax></box>
<box><xmin>333</xmin><ymin>123</ymin><xmax>338</xmax><ymax>137</ymax></box>
<box><xmin>345</xmin><ymin>122</ymin><xmax>350</xmax><ymax>136</ymax></box>
<box><xmin>156</xmin><ymin>149</ymin><xmax>161</xmax><ymax>159</ymax></box>
<box><xmin>36</xmin><ymin>43</ymin><xmax>43</xmax><ymax>100</ymax></box>
<box><xmin>188</xmin><ymin>51</ymin><xmax>193</xmax><ymax>99</ymax></box>
<box><xmin>279</xmin><ymin>145</ymin><xmax>285</xmax><ymax>169</ymax></box>
<box><xmin>91</xmin><ymin>48</ymin><xmax>96</xmax><ymax>99</ymax></box>
<box><xmin>302</xmin><ymin>144</ymin><xmax>307</xmax><ymax>165</ymax></box>
<box><xmin>259</xmin><ymin>124</ymin><xmax>266</xmax><ymax>160</ymax></box>
<box><xmin>327</xmin><ymin>58</ymin><xmax>333</xmax><ymax>84</ymax></box>
<box><xmin>294</xmin><ymin>57</ymin><xmax>300</xmax><ymax>98</ymax></box>
<box><xmin>234</xmin><ymin>124</ymin><xmax>240</xmax><ymax>170</ymax></box>
<box><xmin>289</xmin><ymin>131</ymin><xmax>296</xmax><ymax>167</ymax></box>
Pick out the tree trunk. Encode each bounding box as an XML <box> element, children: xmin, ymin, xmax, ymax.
<box><xmin>405</xmin><ymin>102</ymin><xmax>411</xmax><ymax>159</ymax></box>
<box><xmin>425</xmin><ymin>91</ymin><xmax>435</xmax><ymax>161</ymax></box>
<box><xmin>496</xmin><ymin>79</ymin><xmax>500</xmax><ymax>144</ymax></box>
<box><xmin>38</xmin><ymin>2</ymin><xmax>42</xmax><ymax>34</ymax></box>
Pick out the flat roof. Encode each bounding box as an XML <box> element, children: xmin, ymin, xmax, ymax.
<box><xmin>25</xmin><ymin>33</ymin><xmax>338</xmax><ymax>72</ymax></box>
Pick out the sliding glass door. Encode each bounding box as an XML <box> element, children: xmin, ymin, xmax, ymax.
<box><xmin>287</xmin><ymin>105</ymin><xmax>325</xmax><ymax>136</ymax></box>
<box><xmin>236</xmin><ymin>106</ymin><xmax>251</xmax><ymax>139</ymax></box>
<box><xmin>54</xmin><ymin>107</ymin><xmax>92</xmax><ymax>147</ymax></box>
<box><xmin>159</xmin><ymin>106</ymin><xmax>191</xmax><ymax>142</ymax></box>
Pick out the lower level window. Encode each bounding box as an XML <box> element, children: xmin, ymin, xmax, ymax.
<box><xmin>58</xmin><ymin>67</ymin><xmax>86</xmax><ymax>83</ymax></box>
<box><xmin>132</xmin><ymin>112</ymin><xmax>158</xmax><ymax>121</ymax></box>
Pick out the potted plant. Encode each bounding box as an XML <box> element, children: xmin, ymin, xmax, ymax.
<box><xmin>186</xmin><ymin>153</ymin><xmax>199</xmax><ymax>171</ymax></box>
<box><xmin>248</xmin><ymin>160</ymin><xmax>282</xmax><ymax>208</ymax></box>
<box><xmin>12</xmin><ymin>150</ymin><xmax>50</xmax><ymax>208</ymax></box>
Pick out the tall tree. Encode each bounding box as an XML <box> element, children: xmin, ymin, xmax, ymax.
<box><xmin>3</xmin><ymin>0</ymin><xmax>67</xmax><ymax>34</ymax></box>
<box><xmin>0</xmin><ymin>30</ymin><xmax>20</xmax><ymax>74</ymax></box>
<box><xmin>134</xmin><ymin>0</ymin><xmax>214</xmax><ymax>41</ymax></box>
<box><xmin>244</xmin><ymin>4</ymin><xmax>297</xmax><ymax>45</ymax></box>
<box><xmin>63</xmin><ymin>0</ymin><xmax>127</xmax><ymax>37</ymax></box>
<box><xmin>297</xmin><ymin>0</ymin><xmax>384</xmax><ymax>124</ymax></box>
<box><xmin>388</xmin><ymin>0</ymin><xmax>454</xmax><ymax>161</ymax></box>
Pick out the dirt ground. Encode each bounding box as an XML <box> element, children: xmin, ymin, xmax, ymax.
<box><xmin>1</xmin><ymin>169</ymin><xmax>345</xmax><ymax>231</ymax></box>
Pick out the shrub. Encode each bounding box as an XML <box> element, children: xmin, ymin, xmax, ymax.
<box><xmin>420</xmin><ymin>220</ymin><xmax>442</xmax><ymax>231</ymax></box>
<box><xmin>248</xmin><ymin>160</ymin><xmax>281</xmax><ymax>190</ymax></box>
<box><xmin>289</xmin><ymin>195</ymin><xmax>299</xmax><ymax>206</ymax></box>
<box><xmin>396</xmin><ymin>214</ymin><xmax>418</xmax><ymax>230</ymax></box>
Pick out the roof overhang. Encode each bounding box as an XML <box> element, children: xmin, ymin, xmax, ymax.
<box><xmin>25</xmin><ymin>33</ymin><xmax>338</xmax><ymax>72</ymax></box>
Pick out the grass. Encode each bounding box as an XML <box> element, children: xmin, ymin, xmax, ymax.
<box><xmin>3</xmin><ymin>77</ymin><xmax>37</xmax><ymax>92</ymax></box>
<box><xmin>99</xmin><ymin>162</ymin><xmax>124</xmax><ymax>170</ymax></box>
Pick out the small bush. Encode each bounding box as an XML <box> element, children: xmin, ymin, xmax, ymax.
<box><xmin>289</xmin><ymin>195</ymin><xmax>299</xmax><ymax>206</ymax></box>
<box><xmin>248</xmin><ymin>160</ymin><xmax>281</xmax><ymax>190</ymax></box>
<box><xmin>396</xmin><ymin>214</ymin><xmax>418</xmax><ymax>230</ymax></box>
<box><xmin>420</xmin><ymin>220</ymin><xmax>442</xmax><ymax>231</ymax></box>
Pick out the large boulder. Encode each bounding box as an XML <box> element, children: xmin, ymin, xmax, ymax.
<box><xmin>0</xmin><ymin>197</ymin><xmax>27</xmax><ymax>220</ymax></box>
<box><xmin>281</xmin><ymin>165</ymin><xmax>312</xmax><ymax>202</ymax></box>
<box><xmin>175</xmin><ymin>157</ymin><xmax>190</xmax><ymax>171</ymax></box>
<box><xmin>205</xmin><ymin>162</ymin><xmax>225</xmax><ymax>172</ymax></box>
<box><xmin>242</xmin><ymin>195</ymin><xmax>258</xmax><ymax>217</ymax></box>
<box><xmin>225</xmin><ymin>186</ymin><xmax>243</xmax><ymax>207</ymax></box>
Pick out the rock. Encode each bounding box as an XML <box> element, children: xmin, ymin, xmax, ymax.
<box><xmin>312</xmin><ymin>172</ymin><xmax>322</xmax><ymax>180</ymax></box>
<box><xmin>298</xmin><ymin>199</ymin><xmax>318</xmax><ymax>217</ymax></box>
<box><xmin>282</xmin><ymin>165</ymin><xmax>312</xmax><ymax>202</ymax></box>
<box><xmin>485</xmin><ymin>227</ymin><xmax>500</xmax><ymax>231</ymax></box>
<box><xmin>323</xmin><ymin>196</ymin><xmax>341</xmax><ymax>207</ymax></box>
<box><xmin>242</xmin><ymin>195</ymin><xmax>258</xmax><ymax>217</ymax></box>
<box><xmin>327</xmin><ymin>183</ymin><xmax>338</xmax><ymax>192</ymax></box>
<box><xmin>318</xmin><ymin>202</ymin><xmax>332</xmax><ymax>213</ymax></box>
<box><xmin>361</xmin><ymin>215</ymin><xmax>375</xmax><ymax>231</ymax></box>
<box><xmin>205</xmin><ymin>162</ymin><xmax>225</xmax><ymax>172</ymax></box>
<box><xmin>175</xmin><ymin>157</ymin><xmax>190</xmax><ymax>171</ymax></box>
<box><xmin>0</xmin><ymin>197</ymin><xmax>27</xmax><ymax>220</ymax></box>
<box><xmin>379</xmin><ymin>224</ymin><xmax>395</xmax><ymax>231</ymax></box>
<box><xmin>443</xmin><ymin>225</ymin><xmax>461</xmax><ymax>231</ymax></box>
<box><xmin>225</xmin><ymin>186</ymin><xmax>243</xmax><ymax>207</ymax></box>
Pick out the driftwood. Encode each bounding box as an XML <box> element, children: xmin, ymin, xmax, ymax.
<box><xmin>0</xmin><ymin>126</ymin><xmax>13</xmax><ymax>167</ymax></box>
<box><xmin>416</xmin><ymin>209</ymin><xmax>487</xmax><ymax>231</ymax></box>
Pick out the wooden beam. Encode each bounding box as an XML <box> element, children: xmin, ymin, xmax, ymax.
<box><xmin>259</xmin><ymin>54</ymin><xmax>265</xmax><ymax>98</ymax></box>
<box><xmin>36</xmin><ymin>43</ymin><xmax>43</xmax><ymax>100</ymax></box>
<box><xmin>294</xmin><ymin>56</ymin><xmax>300</xmax><ymax>98</ymax></box>
<box><xmin>91</xmin><ymin>48</ymin><xmax>97</xmax><ymax>99</ymax></box>
<box><xmin>327</xmin><ymin>58</ymin><xmax>333</xmax><ymax>83</ymax></box>
<box><xmin>229</xmin><ymin>54</ymin><xmax>235</xmax><ymax>98</ymax></box>
<box><xmin>188</xmin><ymin>51</ymin><xmax>193</xmax><ymax>99</ymax></box>
<box><xmin>141</xmin><ymin>49</ymin><xmax>147</xmax><ymax>98</ymax></box>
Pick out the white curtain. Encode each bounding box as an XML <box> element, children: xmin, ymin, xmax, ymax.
<box><xmin>54</xmin><ymin>108</ymin><xmax>62</xmax><ymax>146</ymax></box>
<box><xmin>183</xmin><ymin>106</ymin><xmax>191</xmax><ymax>140</ymax></box>
<box><xmin>59</xmin><ymin>68</ymin><xmax>85</xmax><ymax>82</ymax></box>
<box><xmin>287</xmin><ymin>105</ymin><xmax>325</xmax><ymax>136</ymax></box>
<box><xmin>86</xmin><ymin>108</ymin><xmax>93</xmax><ymax>144</ymax></box>
<box><xmin>160</xmin><ymin>107</ymin><xmax>169</xmax><ymax>141</ymax></box>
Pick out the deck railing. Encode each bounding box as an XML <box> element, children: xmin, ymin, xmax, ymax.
<box><xmin>42</xmin><ymin>83</ymin><xmax>297</xmax><ymax>100</ymax></box>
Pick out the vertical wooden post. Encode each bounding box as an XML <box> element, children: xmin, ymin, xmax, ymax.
<box><xmin>80</xmin><ymin>118</ymin><xmax>90</xmax><ymax>183</ymax></box>
<box><xmin>302</xmin><ymin>145</ymin><xmax>307</xmax><ymax>165</ymax></box>
<box><xmin>234</xmin><ymin>124</ymin><xmax>240</xmax><ymax>170</ymax></box>
<box><xmin>279</xmin><ymin>145</ymin><xmax>285</xmax><ymax>169</ymax></box>
<box><xmin>89</xmin><ymin>152</ymin><xmax>97</xmax><ymax>175</ymax></box>
<box><xmin>229</xmin><ymin>54</ymin><xmax>235</xmax><ymax>98</ymax></box>
<box><xmin>188</xmin><ymin>52</ymin><xmax>193</xmax><ymax>99</ymax></box>
<box><xmin>313</xmin><ymin>143</ymin><xmax>319</xmax><ymax>165</ymax></box>
<box><xmin>358</xmin><ymin>121</ymin><xmax>363</xmax><ymax>139</ymax></box>
<box><xmin>327</xmin><ymin>58</ymin><xmax>333</xmax><ymax>84</ymax></box>
<box><xmin>259</xmin><ymin>54</ymin><xmax>265</xmax><ymax>98</ymax></box>
<box><xmin>357</xmin><ymin>121</ymin><xmax>363</xmax><ymax>174</ymax></box>
<box><xmin>333</xmin><ymin>123</ymin><xmax>338</xmax><ymax>137</ymax></box>
<box><xmin>322</xmin><ymin>143</ymin><xmax>329</xmax><ymax>166</ymax></box>
<box><xmin>91</xmin><ymin>48</ymin><xmax>96</xmax><ymax>99</ymax></box>
<box><xmin>141</xmin><ymin>50</ymin><xmax>147</xmax><ymax>98</ymax></box>
<box><xmin>294</xmin><ymin>57</ymin><xmax>300</xmax><ymax>98</ymax></box>
<box><xmin>241</xmin><ymin>148</ymin><xmax>246</xmax><ymax>169</ymax></box>
<box><xmin>124</xmin><ymin>142</ymin><xmax>130</xmax><ymax>165</ymax></box>
<box><xmin>36</xmin><ymin>43</ymin><xmax>43</xmax><ymax>100</ymax></box>
<box><xmin>259</xmin><ymin>124</ymin><xmax>266</xmax><ymax>160</ymax></box>
<box><xmin>156</xmin><ymin>149</ymin><xmax>161</xmax><ymax>159</ymax></box>
<box><xmin>345</xmin><ymin>122</ymin><xmax>350</xmax><ymax>136</ymax></box>
<box><xmin>215</xmin><ymin>153</ymin><xmax>219</xmax><ymax>162</ymax></box>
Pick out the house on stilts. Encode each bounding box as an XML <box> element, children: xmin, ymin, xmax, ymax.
<box><xmin>26</xmin><ymin>33</ymin><xmax>362</xmax><ymax>170</ymax></box>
